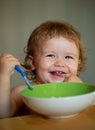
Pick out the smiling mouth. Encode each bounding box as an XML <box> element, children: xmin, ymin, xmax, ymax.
<box><xmin>50</xmin><ymin>71</ymin><xmax>66</xmax><ymax>77</ymax></box>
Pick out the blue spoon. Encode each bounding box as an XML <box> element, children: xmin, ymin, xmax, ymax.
<box><xmin>14</xmin><ymin>65</ymin><xmax>33</xmax><ymax>89</ymax></box>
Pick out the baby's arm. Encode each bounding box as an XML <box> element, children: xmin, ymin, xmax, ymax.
<box><xmin>0</xmin><ymin>53</ymin><xmax>20</xmax><ymax>118</ymax></box>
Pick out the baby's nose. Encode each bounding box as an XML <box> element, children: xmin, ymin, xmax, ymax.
<box><xmin>55</xmin><ymin>58</ymin><xmax>66</xmax><ymax>67</ymax></box>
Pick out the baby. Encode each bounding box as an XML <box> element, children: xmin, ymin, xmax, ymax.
<box><xmin>0</xmin><ymin>21</ymin><xmax>86</xmax><ymax>118</ymax></box>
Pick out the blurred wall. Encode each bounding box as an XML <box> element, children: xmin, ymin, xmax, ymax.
<box><xmin>0</xmin><ymin>0</ymin><xmax>95</xmax><ymax>87</ymax></box>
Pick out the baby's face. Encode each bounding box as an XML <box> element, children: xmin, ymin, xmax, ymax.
<box><xmin>32</xmin><ymin>37</ymin><xmax>80</xmax><ymax>84</ymax></box>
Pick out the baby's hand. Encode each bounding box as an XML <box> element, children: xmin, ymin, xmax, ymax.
<box><xmin>0</xmin><ymin>53</ymin><xmax>20</xmax><ymax>77</ymax></box>
<box><xmin>65</xmin><ymin>75</ymin><xmax>83</xmax><ymax>83</ymax></box>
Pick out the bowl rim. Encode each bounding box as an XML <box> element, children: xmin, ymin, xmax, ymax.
<box><xmin>21</xmin><ymin>82</ymin><xmax>95</xmax><ymax>99</ymax></box>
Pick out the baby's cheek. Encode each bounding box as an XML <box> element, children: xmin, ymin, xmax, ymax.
<box><xmin>41</xmin><ymin>60</ymin><xmax>51</xmax><ymax>67</ymax></box>
<box><xmin>68</xmin><ymin>64</ymin><xmax>78</xmax><ymax>75</ymax></box>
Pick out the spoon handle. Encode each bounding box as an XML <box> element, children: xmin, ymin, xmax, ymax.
<box><xmin>15</xmin><ymin>65</ymin><xmax>33</xmax><ymax>89</ymax></box>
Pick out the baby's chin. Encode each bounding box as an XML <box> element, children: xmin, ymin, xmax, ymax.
<box><xmin>50</xmin><ymin>78</ymin><xmax>65</xmax><ymax>83</ymax></box>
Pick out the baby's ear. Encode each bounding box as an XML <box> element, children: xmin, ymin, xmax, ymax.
<box><xmin>29</xmin><ymin>55</ymin><xmax>35</xmax><ymax>70</ymax></box>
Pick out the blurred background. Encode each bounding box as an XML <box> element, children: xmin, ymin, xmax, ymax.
<box><xmin>0</xmin><ymin>0</ymin><xmax>95</xmax><ymax>87</ymax></box>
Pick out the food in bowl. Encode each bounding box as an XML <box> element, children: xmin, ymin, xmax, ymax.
<box><xmin>21</xmin><ymin>82</ymin><xmax>95</xmax><ymax>118</ymax></box>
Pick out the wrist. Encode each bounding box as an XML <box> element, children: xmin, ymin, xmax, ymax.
<box><xmin>0</xmin><ymin>74</ymin><xmax>10</xmax><ymax>86</ymax></box>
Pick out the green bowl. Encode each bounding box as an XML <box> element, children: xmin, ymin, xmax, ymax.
<box><xmin>21</xmin><ymin>82</ymin><xmax>95</xmax><ymax>118</ymax></box>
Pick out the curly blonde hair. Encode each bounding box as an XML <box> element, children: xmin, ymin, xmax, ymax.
<box><xmin>22</xmin><ymin>21</ymin><xmax>87</xmax><ymax>80</ymax></box>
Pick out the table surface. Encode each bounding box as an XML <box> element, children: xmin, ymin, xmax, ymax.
<box><xmin>0</xmin><ymin>106</ymin><xmax>95</xmax><ymax>130</ymax></box>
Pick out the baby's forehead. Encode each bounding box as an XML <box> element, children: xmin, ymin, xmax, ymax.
<box><xmin>41</xmin><ymin>36</ymin><xmax>77</xmax><ymax>46</ymax></box>
<box><xmin>39</xmin><ymin>37</ymin><xmax>78</xmax><ymax>50</ymax></box>
<box><xmin>34</xmin><ymin>36</ymin><xmax>80</xmax><ymax>55</ymax></box>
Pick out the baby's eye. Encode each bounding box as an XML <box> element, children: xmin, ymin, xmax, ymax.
<box><xmin>65</xmin><ymin>56</ymin><xmax>74</xmax><ymax>59</ymax></box>
<box><xmin>46</xmin><ymin>54</ymin><xmax>55</xmax><ymax>58</ymax></box>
